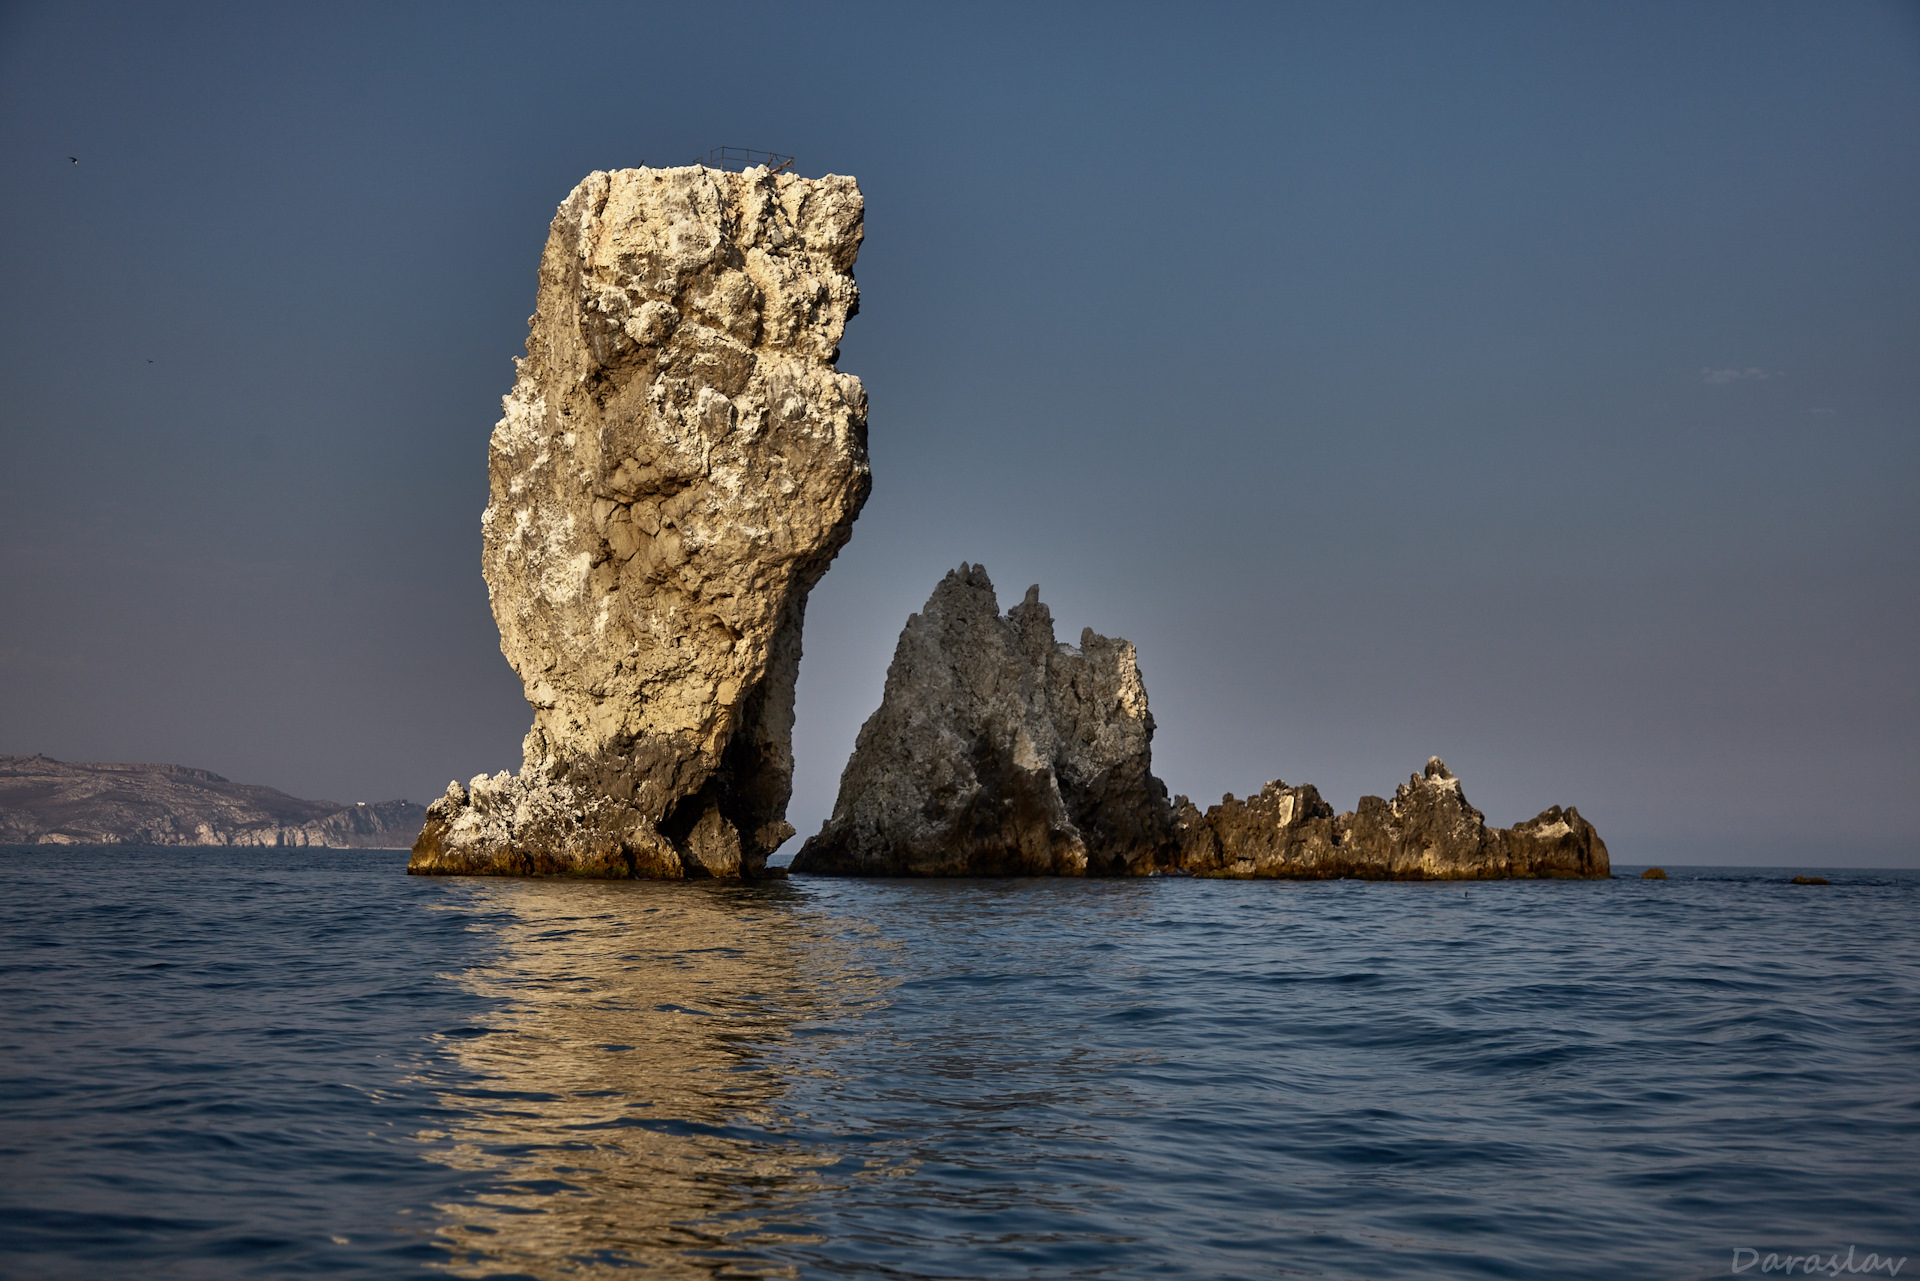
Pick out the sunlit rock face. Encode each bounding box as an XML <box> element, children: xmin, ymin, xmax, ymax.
<box><xmin>1170</xmin><ymin>780</ymin><xmax>1343</xmax><ymax>877</ymax></box>
<box><xmin>411</xmin><ymin>164</ymin><xmax>868</xmax><ymax>880</ymax></box>
<box><xmin>1488</xmin><ymin>804</ymin><xmax>1611</xmax><ymax>878</ymax></box>
<box><xmin>1173</xmin><ymin>758</ymin><xmax>1610</xmax><ymax>880</ymax></box>
<box><xmin>792</xmin><ymin>565</ymin><xmax>1175</xmax><ymax>876</ymax></box>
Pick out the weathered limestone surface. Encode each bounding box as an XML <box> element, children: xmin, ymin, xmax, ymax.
<box><xmin>1173</xmin><ymin>758</ymin><xmax>1609</xmax><ymax>880</ymax></box>
<box><xmin>791</xmin><ymin>565</ymin><xmax>1173</xmax><ymax>876</ymax></box>
<box><xmin>411</xmin><ymin>164</ymin><xmax>868</xmax><ymax>880</ymax></box>
<box><xmin>1171</xmin><ymin>781</ymin><xmax>1342</xmax><ymax>877</ymax></box>
<box><xmin>1490</xmin><ymin>802</ymin><xmax>1611</xmax><ymax>879</ymax></box>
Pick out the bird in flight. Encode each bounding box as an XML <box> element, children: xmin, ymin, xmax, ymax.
<box><xmin>69</xmin><ymin>156</ymin><xmax>78</xmax><ymax>164</ymax></box>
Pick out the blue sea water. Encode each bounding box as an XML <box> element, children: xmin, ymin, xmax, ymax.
<box><xmin>0</xmin><ymin>848</ymin><xmax>1915</xmax><ymax>1280</ymax></box>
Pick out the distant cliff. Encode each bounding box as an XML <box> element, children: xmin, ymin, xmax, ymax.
<box><xmin>0</xmin><ymin>755</ymin><xmax>426</xmax><ymax>848</ymax></box>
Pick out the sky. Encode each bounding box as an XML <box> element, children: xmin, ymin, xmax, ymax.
<box><xmin>1</xmin><ymin>1</ymin><xmax>1915</xmax><ymax>866</ymax></box>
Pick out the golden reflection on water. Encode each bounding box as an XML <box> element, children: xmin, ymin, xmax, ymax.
<box><xmin>416</xmin><ymin>880</ymin><xmax>890</xmax><ymax>1279</ymax></box>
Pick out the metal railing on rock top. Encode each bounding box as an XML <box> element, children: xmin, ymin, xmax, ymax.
<box><xmin>693</xmin><ymin>146</ymin><xmax>795</xmax><ymax>174</ymax></box>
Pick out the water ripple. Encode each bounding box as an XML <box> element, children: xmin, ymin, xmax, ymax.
<box><xmin>1</xmin><ymin>851</ymin><xmax>1916</xmax><ymax>1278</ymax></box>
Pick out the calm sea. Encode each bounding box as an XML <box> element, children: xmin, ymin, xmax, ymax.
<box><xmin>1</xmin><ymin>848</ymin><xmax>1914</xmax><ymax>1280</ymax></box>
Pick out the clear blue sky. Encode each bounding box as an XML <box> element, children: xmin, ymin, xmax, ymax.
<box><xmin>2</xmin><ymin>1</ymin><xmax>1915</xmax><ymax>864</ymax></box>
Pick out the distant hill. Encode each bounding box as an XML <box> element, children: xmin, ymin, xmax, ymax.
<box><xmin>0</xmin><ymin>755</ymin><xmax>426</xmax><ymax>848</ymax></box>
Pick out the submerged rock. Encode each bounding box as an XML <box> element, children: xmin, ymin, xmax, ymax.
<box><xmin>412</xmin><ymin>163</ymin><xmax>868</xmax><ymax>880</ymax></box>
<box><xmin>791</xmin><ymin>565</ymin><xmax>1173</xmax><ymax>876</ymax></box>
<box><xmin>1172</xmin><ymin>758</ymin><xmax>1610</xmax><ymax>880</ymax></box>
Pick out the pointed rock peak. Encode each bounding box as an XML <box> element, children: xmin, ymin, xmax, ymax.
<box><xmin>930</xmin><ymin>563</ymin><xmax>999</xmax><ymax>615</ymax></box>
<box><xmin>947</xmin><ymin>561</ymin><xmax>997</xmax><ymax>593</ymax></box>
<box><xmin>1008</xmin><ymin>582</ymin><xmax>1055</xmax><ymax>649</ymax></box>
<box><xmin>1425</xmin><ymin>756</ymin><xmax>1456</xmax><ymax>781</ymax></box>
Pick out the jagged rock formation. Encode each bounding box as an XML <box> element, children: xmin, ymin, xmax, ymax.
<box><xmin>1172</xmin><ymin>758</ymin><xmax>1609</xmax><ymax>879</ymax></box>
<box><xmin>791</xmin><ymin>565</ymin><xmax>1173</xmax><ymax>876</ymax></box>
<box><xmin>411</xmin><ymin>163</ymin><xmax>868</xmax><ymax>880</ymax></box>
<box><xmin>793</xmin><ymin>567</ymin><xmax>1609</xmax><ymax>881</ymax></box>
<box><xmin>0</xmin><ymin>755</ymin><xmax>425</xmax><ymax>848</ymax></box>
<box><xmin>1170</xmin><ymin>780</ymin><xmax>1343</xmax><ymax>878</ymax></box>
<box><xmin>1489</xmin><ymin>801</ymin><xmax>1611</xmax><ymax>879</ymax></box>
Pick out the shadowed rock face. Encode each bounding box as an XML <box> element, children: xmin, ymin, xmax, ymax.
<box><xmin>1173</xmin><ymin>758</ymin><xmax>1610</xmax><ymax>880</ymax></box>
<box><xmin>791</xmin><ymin>565</ymin><xmax>1173</xmax><ymax>876</ymax></box>
<box><xmin>411</xmin><ymin>164</ymin><xmax>868</xmax><ymax>880</ymax></box>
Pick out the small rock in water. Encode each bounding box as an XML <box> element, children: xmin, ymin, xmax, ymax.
<box><xmin>1642</xmin><ymin>867</ymin><xmax>1669</xmax><ymax>880</ymax></box>
<box><xmin>1790</xmin><ymin>875</ymin><xmax>1831</xmax><ymax>886</ymax></box>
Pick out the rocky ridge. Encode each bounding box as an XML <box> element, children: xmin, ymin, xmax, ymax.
<box><xmin>410</xmin><ymin>163</ymin><xmax>868</xmax><ymax>880</ymax></box>
<box><xmin>794</xmin><ymin>568</ymin><xmax>1609</xmax><ymax>880</ymax></box>
<box><xmin>1172</xmin><ymin>758</ymin><xmax>1607</xmax><ymax>880</ymax></box>
<box><xmin>0</xmin><ymin>755</ymin><xmax>425</xmax><ymax>848</ymax></box>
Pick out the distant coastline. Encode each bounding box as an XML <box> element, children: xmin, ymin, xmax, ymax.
<box><xmin>0</xmin><ymin>755</ymin><xmax>425</xmax><ymax>849</ymax></box>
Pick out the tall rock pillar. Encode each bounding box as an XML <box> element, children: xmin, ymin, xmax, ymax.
<box><xmin>410</xmin><ymin>165</ymin><xmax>868</xmax><ymax>879</ymax></box>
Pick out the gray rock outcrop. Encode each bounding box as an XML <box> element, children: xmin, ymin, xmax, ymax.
<box><xmin>0</xmin><ymin>755</ymin><xmax>425</xmax><ymax>847</ymax></box>
<box><xmin>791</xmin><ymin>565</ymin><xmax>1173</xmax><ymax>876</ymax></box>
<box><xmin>410</xmin><ymin>163</ymin><xmax>868</xmax><ymax>880</ymax></box>
<box><xmin>791</xmin><ymin>566</ymin><xmax>1609</xmax><ymax>881</ymax></box>
<box><xmin>1173</xmin><ymin>757</ymin><xmax>1609</xmax><ymax>879</ymax></box>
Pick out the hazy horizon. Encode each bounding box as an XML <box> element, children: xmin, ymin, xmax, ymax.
<box><xmin>3</xmin><ymin>2</ymin><xmax>1915</xmax><ymax>868</ymax></box>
